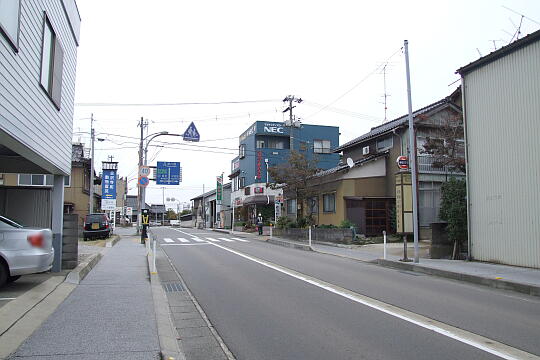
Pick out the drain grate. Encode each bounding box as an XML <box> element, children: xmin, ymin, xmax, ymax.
<box><xmin>163</xmin><ymin>282</ymin><xmax>185</xmax><ymax>292</ymax></box>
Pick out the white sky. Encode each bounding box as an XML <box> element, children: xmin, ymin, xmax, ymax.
<box><xmin>72</xmin><ymin>0</ymin><xmax>540</xmax><ymax>206</ymax></box>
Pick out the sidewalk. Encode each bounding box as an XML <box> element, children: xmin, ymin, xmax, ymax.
<box><xmin>214</xmin><ymin>228</ymin><xmax>540</xmax><ymax>297</ymax></box>
<box><xmin>5</xmin><ymin>234</ymin><xmax>161</xmax><ymax>359</ymax></box>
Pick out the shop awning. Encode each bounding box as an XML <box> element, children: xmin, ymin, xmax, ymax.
<box><xmin>243</xmin><ymin>195</ymin><xmax>275</xmax><ymax>205</ymax></box>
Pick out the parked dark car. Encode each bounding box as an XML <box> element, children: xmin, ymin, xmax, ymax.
<box><xmin>83</xmin><ymin>213</ymin><xmax>111</xmax><ymax>240</ymax></box>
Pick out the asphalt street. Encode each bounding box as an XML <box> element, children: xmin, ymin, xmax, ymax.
<box><xmin>152</xmin><ymin>227</ymin><xmax>540</xmax><ymax>360</ymax></box>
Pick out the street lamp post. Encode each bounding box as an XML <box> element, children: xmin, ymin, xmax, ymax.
<box><xmin>137</xmin><ymin>131</ymin><xmax>181</xmax><ymax>233</ymax></box>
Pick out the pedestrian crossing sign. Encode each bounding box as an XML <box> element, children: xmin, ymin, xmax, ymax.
<box><xmin>183</xmin><ymin>122</ymin><xmax>200</xmax><ymax>142</ymax></box>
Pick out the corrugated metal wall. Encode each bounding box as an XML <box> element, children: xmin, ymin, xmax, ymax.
<box><xmin>464</xmin><ymin>40</ymin><xmax>540</xmax><ymax>268</ymax></box>
<box><xmin>0</xmin><ymin>187</ymin><xmax>52</xmax><ymax>228</ymax></box>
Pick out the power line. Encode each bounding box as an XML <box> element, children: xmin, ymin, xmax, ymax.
<box><xmin>304</xmin><ymin>47</ymin><xmax>403</xmax><ymax>120</ymax></box>
<box><xmin>75</xmin><ymin>99</ymin><xmax>280</xmax><ymax>107</ymax></box>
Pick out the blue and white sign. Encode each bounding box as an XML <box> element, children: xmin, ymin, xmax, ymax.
<box><xmin>183</xmin><ymin>122</ymin><xmax>200</xmax><ymax>142</ymax></box>
<box><xmin>102</xmin><ymin>170</ymin><xmax>117</xmax><ymax>199</ymax></box>
<box><xmin>101</xmin><ymin>169</ymin><xmax>117</xmax><ymax>210</ymax></box>
<box><xmin>156</xmin><ymin>162</ymin><xmax>182</xmax><ymax>185</ymax></box>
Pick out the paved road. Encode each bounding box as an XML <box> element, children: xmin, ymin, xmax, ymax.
<box><xmin>153</xmin><ymin>227</ymin><xmax>540</xmax><ymax>360</ymax></box>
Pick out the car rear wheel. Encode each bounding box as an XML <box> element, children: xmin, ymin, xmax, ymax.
<box><xmin>0</xmin><ymin>263</ymin><xmax>8</xmax><ymax>288</ymax></box>
<box><xmin>7</xmin><ymin>275</ymin><xmax>21</xmax><ymax>283</ymax></box>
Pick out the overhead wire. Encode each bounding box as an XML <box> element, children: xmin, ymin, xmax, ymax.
<box><xmin>304</xmin><ymin>47</ymin><xmax>403</xmax><ymax>120</ymax></box>
<box><xmin>74</xmin><ymin>99</ymin><xmax>280</xmax><ymax>107</ymax></box>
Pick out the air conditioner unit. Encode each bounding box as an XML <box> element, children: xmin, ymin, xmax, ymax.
<box><xmin>362</xmin><ymin>146</ymin><xmax>370</xmax><ymax>155</ymax></box>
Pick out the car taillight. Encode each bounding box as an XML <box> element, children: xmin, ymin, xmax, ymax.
<box><xmin>105</xmin><ymin>224</ymin><xmax>109</xmax><ymax>229</ymax></box>
<box><xmin>28</xmin><ymin>233</ymin><xmax>44</xmax><ymax>248</ymax></box>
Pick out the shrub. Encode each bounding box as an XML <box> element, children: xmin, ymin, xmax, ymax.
<box><xmin>439</xmin><ymin>178</ymin><xmax>467</xmax><ymax>258</ymax></box>
<box><xmin>276</xmin><ymin>216</ymin><xmax>295</xmax><ymax>229</ymax></box>
<box><xmin>339</xmin><ymin>219</ymin><xmax>355</xmax><ymax>228</ymax></box>
<box><xmin>318</xmin><ymin>224</ymin><xmax>337</xmax><ymax>229</ymax></box>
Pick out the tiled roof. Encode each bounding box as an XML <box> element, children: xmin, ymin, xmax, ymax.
<box><xmin>334</xmin><ymin>98</ymin><xmax>451</xmax><ymax>153</ymax></box>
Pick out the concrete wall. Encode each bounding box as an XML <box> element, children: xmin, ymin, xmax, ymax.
<box><xmin>273</xmin><ymin>227</ymin><xmax>354</xmax><ymax>244</ymax></box>
<box><xmin>62</xmin><ymin>213</ymin><xmax>78</xmax><ymax>269</ymax></box>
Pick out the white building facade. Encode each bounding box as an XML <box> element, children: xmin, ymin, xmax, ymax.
<box><xmin>0</xmin><ymin>0</ymin><xmax>81</xmax><ymax>271</ymax></box>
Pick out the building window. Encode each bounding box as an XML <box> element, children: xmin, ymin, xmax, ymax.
<box><xmin>40</xmin><ymin>15</ymin><xmax>64</xmax><ymax>110</ymax></box>
<box><xmin>256</xmin><ymin>140</ymin><xmax>265</xmax><ymax>149</ymax></box>
<box><xmin>268</xmin><ymin>138</ymin><xmax>285</xmax><ymax>149</ymax></box>
<box><xmin>18</xmin><ymin>174</ymin><xmax>54</xmax><ymax>186</ymax></box>
<box><xmin>64</xmin><ymin>175</ymin><xmax>71</xmax><ymax>187</ymax></box>
<box><xmin>308</xmin><ymin>197</ymin><xmax>318</xmax><ymax>214</ymax></box>
<box><xmin>323</xmin><ymin>193</ymin><xmax>336</xmax><ymax>213</ymax></box>
<box><xmin>314</xmin><ymin>139</ymin><xmax>331</xmax><ymax>154</ymax></box>
<box><xmin>239</xmin><ymin>144</ymin><xmax>246</xmax><ymax>159</ymax></box>
<box><xmin>244</xmin><ymin>187</ymin><xmax>251</xmax><ymax>195</ymax></box>
<box><xmin>239</xmin><ymin>177</ymin><xmax>245</xmax><ymax>188</ymax></box>
<box><xmin>376</xmin><ymin>137</ymin><xmax>393</xmax><ymax>152</ymax></box>
<box><xmin>0</xmin><ymin>0</ymin><xmax>21</xmax><ymax>51</ymax></box>
<box><xmin>287</xmin><ymin>199</ymin><xmax>297</xmax><ymax>215</ymax></box>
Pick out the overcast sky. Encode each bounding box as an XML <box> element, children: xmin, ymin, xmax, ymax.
<box><xmin>71</xmin><ymin>0</ymin><xmax>540</xmax><ymax>207</ymax></box>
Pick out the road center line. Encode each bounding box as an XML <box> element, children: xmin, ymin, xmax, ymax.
<box><xmin>208</xmin><ymin>242</ymin><xmax>539</xmax><ymax>360</ymax></box>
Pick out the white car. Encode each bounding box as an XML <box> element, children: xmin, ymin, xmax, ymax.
<box><xmin>0</xmin><ymin>215</ymin><xmax>54</xmax><ymax>287</ymax></box>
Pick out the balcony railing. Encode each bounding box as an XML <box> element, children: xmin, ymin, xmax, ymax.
<box><xmin>417</xmin><ymin>155</ymin><xmax>464</xmax><ymax>175</ymax></box>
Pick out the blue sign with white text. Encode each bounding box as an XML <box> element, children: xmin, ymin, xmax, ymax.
<box><xmin>156</xmin><ymin>162</ymin><xmax>181</xmax><ymax>185</ymax></box>
<box><xmin>102</xmin><ymin>170</ymin><xmax>117</xmax><ymax>199</ymax></box>
<box><xmin>183</xmin><ymin>122</ymin><xmax>200</xmax><ymax>142</ymax></box>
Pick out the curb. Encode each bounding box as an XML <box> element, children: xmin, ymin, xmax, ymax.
<box><xmin>212</xmin><ymin>229</ymin><xmax>231</xmax><ymax>234</ymax></box>
<box><xmin>267</xmin><ymin>238</ymin><xmax>313</xmax><ymax>251</ymax></box>
<box><xmin>147</xmin><ymin>244</ymin><xmax>184</xmax><ymax>360</ymax></box>
<box><xmin>65</xmin><ymin>252</ymin><xmax>103</xmax><ymax>284</ymax></box>
<box><xmin>105</xmin><ymin>234</ymin><xmax>120</xmax><ymax>248</ymax></box>
<box><xmin>377</xmin><ymin>259</ymin><xmax>540</xmax><ymax>297</ymax></box>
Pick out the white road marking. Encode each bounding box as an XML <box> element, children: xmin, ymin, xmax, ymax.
<box><xmin>192</xmin><ymin>238</ymin><xmax>206</xmax><ymax>242</ymax></box>
<box><xmin>231</xmin><ymin>237</ymin><xmax>249</xmax><ymax>242</ymax></box>
<box><xmin>162</xmin><ymin>243</ymin><xmax>210</xmax><ymax>246</ymax></box>
<box><xmin>219</xmin><ymin>237</ymin><xmax>234</xmax><ymax>242</ymax></box>
<box><xmin>163</xmin><ymin>238</ymin><xmax>175</xmax><ymax>243</ymax></box>
<box><xmin>177</xmin><ymin>238</ymin><xmax>190</xmax><ymax>243</ymax></box>
<box><xmin>0</xmin><ymin>298</ymin><xmax>16</xmax><ymax>301</ymax></box>
<box><xmin>205</xmin><ymin>237</ymin><xmax>221</xmax><ymax>242</ymax></box>
<box><xmin>208</xmin><ymin>242</ymin><xmax>538</xmax><ymax>360</ymax></box>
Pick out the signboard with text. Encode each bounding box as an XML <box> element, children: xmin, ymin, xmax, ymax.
<box><xmin>216</xmin><ymin>175</ymin><xmax>223</xmax><ymax>204</ymax></box>
<box><xmin>156</xmin><ymin>162</ymin><xmax>181</xmax><ymax>185</ymax></box>
<box><xmin>101</xmin><ymin>169</ymin><xmax>117</xmax><ymax>210</ymax></box>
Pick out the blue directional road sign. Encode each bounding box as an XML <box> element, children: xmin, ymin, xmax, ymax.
<box><xmin>156</xmin><ymin>162</ymin><xmax>181</xmax><ymax>185</ymax></box>
<box><xmin>183</xmin><ymin>122</ymin><xmax>200</xmax><ymax>142</ymax></box>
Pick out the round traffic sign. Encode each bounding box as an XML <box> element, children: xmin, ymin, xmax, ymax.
<box><xmin>139</xmin><ymin>166</ymin><xmax>151</xmax><ymax>177</ymax></box>
<box><xmin>396</xmin><ymin>156</ymin><xmax>409</xmax><ymax>170</ymax></box>
<box><xmin>138</xmin><ymin>175</ymin><xmax>150</xmax><ymax>187</ymax></box>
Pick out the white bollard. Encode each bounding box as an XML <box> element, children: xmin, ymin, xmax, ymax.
<box><xmin>152</xmin><ymin>238</ymin><xmax>157</xmax><ymax>273</ymax></box>
<box><xmin>383</xmin><ymin>230</ymin><xmax>387</xmax><ymax>260</ymax></box>
<box><xmin>309</xmin><ymin>226</ymin><xmax>312</xmax><ymax>247</ymax></box>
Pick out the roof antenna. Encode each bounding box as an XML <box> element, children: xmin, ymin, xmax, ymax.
<box><xmin>378</xmin><ymin>62</ymin><xmax>392</xmax><ymax>123</ymax></box>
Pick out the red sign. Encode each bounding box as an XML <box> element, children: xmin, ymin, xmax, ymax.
<box><xmin>256</xmin><ymin>151</ymin><xmax>263</xmax><ymax>180</ymax></box>
<box><xmin>254</xmin><ymin>187</ymin><xmax>264</xmax><ymax>194</ymax></box>
<box><xmin>397</xmin><ymin>156</ymin><xmax>409</xmax><ymax>169</ymax></box>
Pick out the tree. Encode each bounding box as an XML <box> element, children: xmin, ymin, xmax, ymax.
<box><xmin>165</xmin><ymin>209</ymin><xmax>177</xmax><ymax>220</ymax></box>
<box><xmin>419</xmin><ymin>113</ymin><xmax>466</xmax><ymax>174</ymax></box>
<box><xmin>439</xmin><ymin>178</ymin><xmax>467</xmax><ymax>259</ymax></box>
<box><xmin>268</xmin><ymin>151</ymin><xmax>319</xmax><ymax>219</ymax></box>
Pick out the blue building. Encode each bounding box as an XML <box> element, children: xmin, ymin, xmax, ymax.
<box><xmin>229</xmin><ymin>121</ymin><xmax>339</xmax><ymax>225</ymax></box>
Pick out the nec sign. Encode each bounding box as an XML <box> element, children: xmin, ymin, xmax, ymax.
<box><xmin>264</xmin><ymin>126</ymin><xmax>284</xmax><ymax>134</ymax></box>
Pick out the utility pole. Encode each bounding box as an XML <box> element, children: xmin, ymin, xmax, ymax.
<box><xmin>89</xmin><ymin>114</ymin><xmax>95</xmax><ymax>214</ymax></box>
<box><xmin>282</xmin><ymin>95</ymin><xmax>303</xmax><ymax>151</ymax></box>
<box><xmin>404</xmin><ymin>40</ymin><xmax>420</xmax><ymax>263</ymax></box>
<box><xmin>137</xmin><ymin>117</ymin><xmax>145</xmax><ymax>235</ymax></box>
